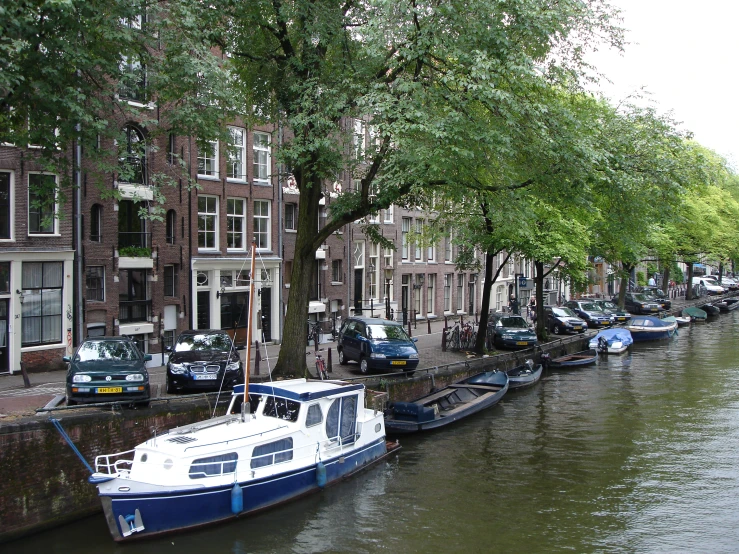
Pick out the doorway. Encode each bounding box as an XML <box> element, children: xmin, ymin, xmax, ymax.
<box><xmin>197</xmin><ymin>291</ymin><xmax>210</xmax><ymax>329</ymax></box>
<box><xmin>261</xmin><ymin>288</ymin><xmax>272</xmax><ymax>342</ymax></box>
<box><xmin>0</xmin><ymin>300</ymin><xmax>7</xmax><ymax>373</ymax></box>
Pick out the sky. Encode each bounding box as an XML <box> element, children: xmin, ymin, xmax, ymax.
<box><xmin>587</xmin><ymin>0</ymin><xmax>739</xmax><ymax>167</ymax></box>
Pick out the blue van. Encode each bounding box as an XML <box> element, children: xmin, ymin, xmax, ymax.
<box><xmin>337</xmin><ymin>317</ymin><xmax>419</xmax><ymax>374</ymax></box>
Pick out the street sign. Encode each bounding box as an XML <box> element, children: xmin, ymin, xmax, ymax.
<box><xmin>519</xmin><ymin>276</ymin><xmax>527</xmax><ymax>288</ymax></box>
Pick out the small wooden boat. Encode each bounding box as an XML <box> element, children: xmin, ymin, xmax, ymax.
<box><xmin>626</xmin><ymin>315</ymin><xmax>678</xmax><ymax>341</ymax></box>
<box><xmin>504</xmin><ymin>360</ymin><xmax>543</xmax><ymax>390</ymax></box>
<box><xmin>667</xmin><ymin>315</ymin><xmax>691</xmax><ymax>327</ymax></box>
<box><xmin>384</xmin><ymin>371</ymin><xmax>509</xmax><ymax>434</ymax></box>
<box><xmin>588</xmin><ymin>328</ymin><xmax>633</xmax><ymax>354</ymax></box>
<box><xmin>724</xmin><ymin>298</ymin><xmax>739</xmax><ymax>311</ymax></box>
<box><xmin>699</xmin><ymin>303</ymin><xmax>721</xmax><ymax>316</ymax></box>
<box><xmin>682</xmin><ymin>306</ymin><xmax>707</xmax><ymax>322</ymax></box>
<box><xmin>714</xmin><ymin>301</ymin><xmax>730</xmax><ymax>313</ymax></box>
<box><xmin>543</xmin><ymin>348</ymin><xmax>598</xmax><ymax>368</ymax></box>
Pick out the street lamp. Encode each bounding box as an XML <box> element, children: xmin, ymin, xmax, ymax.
<box><xmin>384</xmin><ymin>265</ymin><xmax>394</xmax><ymax>320</ymax></box>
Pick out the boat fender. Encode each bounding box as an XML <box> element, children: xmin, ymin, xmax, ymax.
<box><xmin>231</xmin><ymin>482</ymin><xmax>244</xmax><ymax>514</ymax></box>
<box><xmin>316</xmin><ymin>461</ymin><xmax>327</xmax><ymax>488</ymax></box>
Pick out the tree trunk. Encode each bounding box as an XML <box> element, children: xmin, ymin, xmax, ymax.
<box><xmin>534</xmin><ymin>261</ymin><xmax>547</xmax><ymax>340</ymax></box>
<box><xmin>662</xmin><ymin>265</ymin><xmax>670</xmax><ymax>294</ymax></box>
<box><xmin>473</xmin><ymin>251</ymin><xmax>495</xmax><ymax>354</ymax></box>
<box><xmin>273</xmin><ymin>174</ymin><xmax>324</xmax><ymax>378</ymax></box>
<box><xmin>616</xmin><ymin>262</ymin><xmax>634</xmax><ymax>309</ymax></box>
<box><xmin>685</xmin><ymin>262</ymin><xmax>694</xmax><ymax>300</ymax></box>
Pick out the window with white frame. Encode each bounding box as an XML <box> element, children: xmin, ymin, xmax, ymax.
<box><xmin>22</xmin><ymin>261</ymin><xmax>63</xmax><ymax>346</ymax></box>
<box><xmin>119</xmin><ymin>54</ymin><xmax>146</xmax><ymax>102</ymax></box>
<box><xmin>353</xmin><ymin>241</ymin><xmax>364</xmax><ymax>269</ymax></box>
<box><xmin>415</xmin><ymin>219</ymin><xmax>423</xmax><ymax>261</ymax></box>
<box><xmin>382</xmin><ymin>204</ymin><xmax>393</xmax><ymax>224</ymax></box>
<box><xmin>165</xmin><ymin>209</ymin><xmax>176</xmax><ymax>244</ymax></box>
<box><xmin>414</xmin><ymin>275</ymin><xmax>422</xmax><ymax>315</ymax></box>
<box><xmin>90</xmin><ymin>204</ymin><xmax>103</xmax><ymax>243</ymax></box>
<box><xmin>368</xmin><ymin>183</ymin><xmax>379</xmax><ymax>223</ymax></box>
<box><xmin>86</xmin><ymin>266</ymin><xmax>104</xmax><ymax>302</ymax></box>
<box><xmin>402</xmin><ymin>217</ymin><xmax>410</xmax><ymax>260</ymax></box>
<box><xmin>197</xmin><ymin>140</ymin><xmax>219</xmax><ymax>178</ymax></box>
<box><xmin>227</xmin><ymin>198</ymin><xmax>246</xmax><ymax>250</ymax></box>
<box><xmin>445</xmin><ymin>230</ymin><xmax>452</xmax><ymax>262</ymax></box>
<box><xmin>119</xmin><ymin>125</ymin><xmax>146</xmax><ymax>185</ymax></box>
<box><xmin>285</xmin><ymin>203</ymin><xmax>297</xmax><ymax>231</ymax></box>
<box><xmin>457</xmin><ymin>274</ymin><xmax>464</xmax><ymax>311</ymax></box>
<box><xmin>28</xmin><ymin>173</ymin><xmax>57</xmax><ymax>234</ymax></box>
<box><xmin>227</xmin><ymin>127</ymin><xmax>246</xmax><ymax>181</ymax></box>
<box><xmin>332</xmin><ymin>259</ymin><xmax>343</xmax><ymax>283</ymax></box>
<box><xmin>197</xmin><ymin>196</ymin><xmax>218</xmax><ymax>249</ymax></box>
<box><xmin>427</xmin><ymin>274</ymin><xmax>435</xmax><ymax>314</ymax></box>
<box><xmin>369</xmin><ymin>243</ymin><xmax>379</xmax><ymax>299</ymax></box>
<box><xmin>427</xmin><ymin>235</ymin><xmax>436</xmax><ymax>262</ymax></box>
<box><xmin>444</xmin><ymin>274</ymin><xmax>452</xmax><ymax>312</ymax></box>
<box><xmin>253</xmin><ymin>200</ymin><xmax>271</xmax><ymax>249</ymax></box>
<box><xmin>353</xmin><ymin>119</ymin><xmax>366</xmax><ymax>160</ymax></box>
<box><xmin>253</xmin><ymin>132</ymin><xmax>271</xmax><ymax>184</ymax></box>
<box><xmin>0</xmin><ymin>171</ymin><xmax>11</xmax><ymax>240</ymax></box>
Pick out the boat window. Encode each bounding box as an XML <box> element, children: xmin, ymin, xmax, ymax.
<box><xmin>306</xmin><ymin>404</ymin><xmax>323</xmax><ymax>427</ymax></box>
<box><xmin>326</xmin><ymin>395</ymin><xmax>358</xmax><ymax>445</ymax></box>
<box><xmin>188</xmin><ymin>453</ymin><xmax>238</xmax><ymax>479</ymax></box>
<box><xmin>251</xmin><ymin>438</ymin><xmax>294</xmax><ymax>469</ymax></box>
<box><xmin>262</xmin><ymin>396</ymin><xmax>300</xmax><ymax>421</ymax></box>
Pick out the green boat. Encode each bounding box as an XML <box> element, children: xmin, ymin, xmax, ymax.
<box><xmin>682</xmin><ymin>306</ymin><xmax>707</xmax><ymax>322</ymax></box>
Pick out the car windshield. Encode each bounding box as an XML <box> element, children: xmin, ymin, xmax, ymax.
<box><xmin>599</xmin><ymin>301</ymin><xmax>618</xmax><ymax>310</ymax></box>
<box><xmin>633</xmin><ymin>293</ymin><xmax>651</xmax><ymax>301</ymax></box>
<box><xmin>552</xmin><ymin>307</ymin><xmax>576</xmax><ymax>317</ymax></box>
<box><xmin>367</xmin><ymin>324</ymin><xmax>411</xmax><ymax>341</ymax></box>
<box><xmin>175</xmin><ymin>333</ymin><xmax>233</xmax><ymax>352</ymax></box>
<box><xmin>499</xmin><ymin>316</ymin><xmax>528</xmax><ymax>328</ymax></box>
<box><xmin>76</xmin><ymin>340</ymin><xmax>139</xmax><ymax>362</ymax></box>
<box><xmin>581</xmin><ymin>303</ymin><xmax>602</xmax><ymax>311</ymax></box>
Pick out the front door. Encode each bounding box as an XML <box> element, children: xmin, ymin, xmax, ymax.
<box><xmin>354</xmin><ymin>269</ymin><xmax>363</xmax><ymax>314</ymax></box>
<box><xmin>197</xmin><ymin>291</ymin><xmax>210</xmax><ymax>329</ymax></box>
<box><xmin>0</xmin><ymin>300</ymin><xmax>7</xmax><ymax>373</ymax></box>
<box><xmin>260</xmin><ymin>288</ymin><xmax>272</xmax><ymax>342</ymax></box>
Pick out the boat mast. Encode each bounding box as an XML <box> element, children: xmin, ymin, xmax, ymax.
<box><xmin>243</xmin><ymin>239</ymin><xmax>257</xmax><ymax>419</ymax></box>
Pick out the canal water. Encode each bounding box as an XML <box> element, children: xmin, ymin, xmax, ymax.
<box><xmin>8</xmin><ymin>311</ymin><xmax>739</xmax><ymax>553</ymax></box>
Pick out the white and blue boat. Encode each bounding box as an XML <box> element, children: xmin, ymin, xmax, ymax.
<box><xmin>588</xmin><ymin>328</ymin><xmax>633</xmax><ymax>354</ymax></box>
<box><xmin>89</xmin><ymin>242</ymin><xmax>398</xmax><ymax>542</ymax></box>
<box><xmin>90</xmin><ymin>379</ymin><xmax>397</xmax><ymax>542</ymax></box>
<box><xmin>626</xmin><ymin>315</ymin><xmax>678</xmax><ymax>342</ymax></box>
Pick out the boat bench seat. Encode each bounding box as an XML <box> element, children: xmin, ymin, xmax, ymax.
<box><xmin>391</xmin><ymin>402</ymin><xmax>436</xmax><ymax>423</ymax></box>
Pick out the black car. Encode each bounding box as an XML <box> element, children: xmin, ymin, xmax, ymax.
<box><xmin>488</xmin><ymin>313</ymin><xmax>538</xmax><ymax>349</ymax></box>
<box><xmin>640</xmin><ymin>287</ymin><xmax>672</xmax><ymax>310</ymax></box>
<box><xmin>64</xmin><ymin>336</ymin><xmax>151</xmax><ymax>406</ymax></box>
<box><xmin>544</xmin><ymin>306</ymin><xmax>588</xmax><ymax>335</ymax></box>
<box><xmin>614</xmin><ymin>292</ymin><xmax>662</xmax><ymax>315</ymax></box>
<box><xmin>593</xmin><ymin>300</ymin><xmax>632</xmax><ymax>324</ymax></box>
<box><xmin>166</xmin><ymin>330</ymin><xmax>244</xmax><ymax>393</ymax></box>
<box><xmin>564</xmin><ymin>300</ymin><xmax>614</xmax><ymax>328</ymax></box>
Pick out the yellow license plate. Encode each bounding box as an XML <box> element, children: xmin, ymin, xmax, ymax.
<box><xmin>97</xmin><ymin>387</ymin><xmax>122</xmax><ymax>394</ymax></box>
<box><xmin>516</xmin><ymin>341</ymin><xmax>528</xmax><ymax>346</ymax></box>
<box><xmin>390</xmin><ymin>361</ymin><xmax>406</xmax><ymax>366</ymax></box>
<box><xmin>617</xmin><ymin>317</ymin><xmax>626</xmax><ymax>321</ymax></box>
<box><xmin>573</xmin><ymin>326</ymin><xmax>582</xmax><ymax>330</ymax></box>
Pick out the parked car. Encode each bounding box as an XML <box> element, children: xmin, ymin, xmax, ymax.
<box><xmin>488</xmin><ymin>313</ymin><xmax>538</xmax><ymax>349</ymax></box>
<box><xmin>337</xmin><ymin>316</ymin><xmax>419</xmax><ymax>374</ymax></box>
<box><xmin>613</xmin><ymin>292</ymin><xmax>662</xmax><ymax>315</ymax></box>
<box><xmin>593</xmin><ymin>300</ymin><xmax>632</xmax><ymax>324</ymax></box>
<box><xmin>64</xmin><ymin>336</ymin><xmax>151</xmax><ymax>406</ymax></box>
<box><xmin>718</xmin><ymin>276</ymin><xmax>739</xmax><ymax>290</ymax></box>
<box><xmin>166</xmin><ymin>330</ymin><xmax>244</xmax><ymax>394</ymax></box>
<box><xmin>703</xmin><ymin>276</ymin><xmax>731</xmax><ymax>293</ymax></box>
<box><xmin>544</xmin><ymin>306</ymin><xmax>588</xmax><ymax>335</ymax></box>
<box><xmin>564</xmin><ymin>300</ymin><xmax>614</xmax><ymax>328</ymax></box>
<box><xmin>695</xmin><ymin>278</ymin><xmax>725</xmax><ymax>296</ymax></box>
<box><xmin>640</xmin><ymin>286</ymin><xmax>672</xmax><ymax>310</ymax></box>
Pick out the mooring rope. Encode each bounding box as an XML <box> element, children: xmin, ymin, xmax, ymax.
<box><xmin>50</xmin><ymin>418</ymin><xmax>94</xmax><ymax>474</ymax></box>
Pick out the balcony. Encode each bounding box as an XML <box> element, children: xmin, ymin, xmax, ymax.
<box><xmin>119</xmin><ymin>299</ymin><xmax>152</xmax><ymax>325</ymax></box>
<box><xmin>118</xmin><ymin>232</ymin><xmax>153</xmax><ymax>268</ymax></box>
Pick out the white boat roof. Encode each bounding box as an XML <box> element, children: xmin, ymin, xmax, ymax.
<box><xmin>234</xmin><ymin>378</ymin><xmax>364</xmax><ymax>401</ymax></box>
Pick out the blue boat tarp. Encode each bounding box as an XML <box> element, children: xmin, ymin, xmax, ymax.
<box><xmin>588</xmin><ymin>328</ymin><xmax>634</xmax><ymax>349</ymax></box>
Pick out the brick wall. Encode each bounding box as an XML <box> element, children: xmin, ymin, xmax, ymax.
<box><xmin>21</xmin><ymin>347</ymin><xmax>67</xmax><ymax>373</ymax></box>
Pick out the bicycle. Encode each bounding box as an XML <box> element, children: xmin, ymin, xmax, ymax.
<box><xmin>444</xmin><ymin>324</ymin><xmax>461</xmax><ymax>351</ymax></box>
<box><xmin>315</xmin><ymin>351</ymin><xmax>328</xmax><ymax>380</ymax></box>
<box><xmin>307</xmin><ymin>320</ymin><xmax>322</xmax><ymax>348</ymax></box>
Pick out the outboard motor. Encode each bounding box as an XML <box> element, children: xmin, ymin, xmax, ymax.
<box><xmin>597</xmin><ymin>336</ymin><xmax>609</xmax><ymax>355</ymax></box>
<box><xmin>541</xmin><ymin>352</ymin><xmax>550</xmax><ymax>369</ymax></box>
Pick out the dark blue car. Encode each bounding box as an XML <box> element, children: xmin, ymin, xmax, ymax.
<box><xmin>337</xmin><ymin>317</ymin><xmax>419</xmax><ymax>374</ymax></box>
<box><xmin>488</xmin><ymin>313</ymin><xmax>538</xmax><ymax>349</ymax></box>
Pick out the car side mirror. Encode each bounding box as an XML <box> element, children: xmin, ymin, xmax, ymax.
<box><xmin>165</xmin><ymin>346</ymin><xmax>172</xmax><ymax>353</ymax></box>
<box><xmin>144</xmin><ymin>354</ymin><xmax>152</xmax><ymax>361</ymax></box>
<box><xmin>62</xmin><ymin>356</ymin><xmax>70</xmax><ymax>362</ymax></box>
<box><xmin>412</xmin><ymin>337</ymin><xmax>418</xmax><ymax>343</ymax></box>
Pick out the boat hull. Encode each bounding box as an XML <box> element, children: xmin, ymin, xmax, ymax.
<box><xmin>99</xmin><ymin>437</ymin><xmax>392</xmax><ymax>541</ymax></box>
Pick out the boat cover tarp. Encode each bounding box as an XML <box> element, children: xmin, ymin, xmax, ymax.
<box><xmin>588</xmin><ymin>328</ymin><xmax>634</xmax><ymax>348</ymax></box>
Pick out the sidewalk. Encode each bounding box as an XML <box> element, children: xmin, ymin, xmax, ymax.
<box><xmin>0</xmin><ymin>315</ymin><xmax>476</xmax><ymax>418</ymax></box>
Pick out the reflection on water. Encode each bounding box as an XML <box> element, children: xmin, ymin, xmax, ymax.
<box><xmin>8</xmin><ymin>312</ymin><xmax>739</xmax><ymax>554</ymax></box>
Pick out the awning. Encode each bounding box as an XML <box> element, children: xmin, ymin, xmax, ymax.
<box><xmin>308</xmin><ymin>301</ymin><xmax>326</xmax><ymax>314</ymax></box>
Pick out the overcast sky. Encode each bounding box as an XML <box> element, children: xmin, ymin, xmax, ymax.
<box><xmin>587</xmin><ymin>0</ymin><xmax>739</xmax><ymax>167</ymax></box>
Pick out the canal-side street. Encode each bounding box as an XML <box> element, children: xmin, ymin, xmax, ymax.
<box><xmin>0</xmin><ymin>292</ymin><xmax>710</xmax><ymax>419</ymax></box>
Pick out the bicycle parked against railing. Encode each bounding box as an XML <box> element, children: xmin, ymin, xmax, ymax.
<box><xmin>444</xmin><ymin>321</ymin><xmax>476</xmax><ymax>351</ymax></box>
<box><xmin>307</xmin><ymin>320</ymin><xmax>322</xmax><ymax>348</ymax></box>
<box><xmin>315</xmin><ymin>351</ymin><xmax>328</xmax><ymax>380</ymax></box>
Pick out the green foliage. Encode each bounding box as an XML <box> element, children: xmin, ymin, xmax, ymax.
<box><xmin>119</xmin><ymin>246</ymin><xmax>151</xmax><ymax>258</ymax></box>
<box><xmin>636</xmin><ymin>272</ymin><xmax>646</xmax><ymax>287</ymax></box>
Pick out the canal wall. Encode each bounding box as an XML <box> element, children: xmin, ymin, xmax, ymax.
<box><xmin>0</xmin><ymin>335</ymin><xmax>588</xmax><ymax>544</ymax></box>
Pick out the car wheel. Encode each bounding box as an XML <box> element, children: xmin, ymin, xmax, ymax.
<box><xmin>359</xmin><ymin>357</ymin><xmax>369</xmax><ymax>374</ymax></box>
<box><xmin>338</xmin><ymin>348</ymin><xmax>348</xmax><ymax>365</ymax></box>
<box><xmin>66</xmin><ymin>397</ymin><xmax>77</xmax><ymax>406</ymax></box>
<box><xmin>494</xmin><ymin>335</ymin><xmax>502</xmax><ymax>349</ymax></box>
<box><xmin>553</xmin><ymin>324</ymin><xmax>562</xmax><ymax>335</ymax></box>
<box><xmin>166</xmin><ymin>377</ymin><xmax>174</xmax><ymax>394</ymax></box>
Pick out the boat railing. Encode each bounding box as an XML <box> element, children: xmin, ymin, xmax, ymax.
<box><xmin>94</xmin><ymin>449</ymin><xmax>136</xmax><ymax>475</ymax></box>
